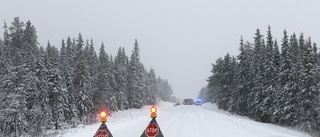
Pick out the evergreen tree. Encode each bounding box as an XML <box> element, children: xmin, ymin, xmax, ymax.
<box><xmin>96</xmin><ymin>43</ymin><xmax>115</xmax><ymax>113</ymax></box>
<box><xmin>207</xmin><ymin>54</ymin><xmax>237</xmax><ymax>111</ymax></box>
<box><xmin>106</xmin><ymin>55</ymin><xmax>118</xmax><ymax>112</ymax></box>
<box><xmin>9</xmin><ymin>17</ymin><xmax>24</xmax><ymax>50</ymax></box>
<box><xmin>21</xmin><ymin>20</ymin><xmax>42</xmax><ymax>134</ymax></box>
<box><xmin>62</xmin><ymin>37</ymin><xmax>79</xmax><ymax>128</ymax></box>
<box><xmin>290</xmin><ymin>33</ymin><xmax>300</xmax><ymax>64</ymax></box>
<box><xmin>273</xmin><ymin>40</ymin><xmax>281</xmax><ymax>71</ymax></box>
<box><xmin>29</xmin><ymin>46</ymin><xmax>50</xmax><ymax>135</ymax></box>
<box><xmin>95</xmin><ymin>43</ymin><xmax>108</xmax><ymax>110</ymax></box>
<box><xmin>250</xmin><ymin>29</ymin><xmax>267</xmax><ymax>121</ymax></box>
<box><xmin>74</xmin><ymin>33</ymin><xmax>83</xmax><ymax>64</ymax></box>
<box><xmin>298</xmin><ymin>37</ymin><xmax>319</xmax><ymax>132</ymax></box>
<box><xmin>145</xmin><ymin>68</ymin><xmax>157</xmax><ymax>105</ymax></box>
<box><xmin>58</xmin><ymin>39</ymin><xmax>73</xmax><ymax>129</ymax></box>
<box><xmin>45</xmin><ymin>42</ymin><xmax>66</xmax><ymax>129</ymax></box>
<box><xmin>0</xmin><ymin>17</ymin><xmax>31</xmax><ymax>136</ymax></box>
<box><xmin>128</xmin><ymin>39</ymin><xmax>144</xmax><ymax>108</ymax></box>
<box><xmin>235</xmin><ymin>37</ymin><xmax>252</xmax><ymax>115</ymax></box>
<box><xmin>258</xmin><ymin>26</ymin><xmax>277</xmax><ymax>123</ymax></box>
<box><xmin>85</xmin><ymin>39</ymin><xmax>98</xmax><ymax>77</ymax></box>
<box><xmin>156</xmin><ymin>77</ymin><xmax>173</xmax><ymax>102</ymax></box>
<box><xmin>207</xmin><ymin>57</ymin><xmax>224</xmax><ymax>104</ymax></box>
<box><xmin>272</xmin><ymin>30</ymin><xmax>299</xmax><ymax>126</ymax></box>
<box><xmin>2</xmin><ymin>21</ymin><xmax>9</xmax><ymax>47</ymax></box>
<box><xmin>72</xmin><ymin>36</ymin><xmax>94</xmax><ymax>124</ymax></box>
<box><xmin>115</xmin><ymin>47</ymin><xmax>129</xmax><ymax>110</ymax></box>
<box><xmin>66</xmin><ymin>37</ymin><xmax>75</xmax><ymax>69</ymax></box>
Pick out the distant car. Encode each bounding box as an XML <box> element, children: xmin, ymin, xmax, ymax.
<box><xmin>195</xmin><ymin>98</ymin><xmax>202</xmax><ymax>106</ymax></box>
<box><xmin>183</xmin><ymin>98</ymin><xmax>194</xmax><ymax>105</ymax></box>
<box><xmin>174</xmin><ymin>103</ymin><xmax>181</xmax><ymax>106</ymax></box>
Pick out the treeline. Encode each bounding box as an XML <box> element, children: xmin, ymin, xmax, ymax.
<box><xmin>0</xmin><ymin>17</ymin><xmax>173</xmax><ymax>136</ymax></box>
<box><xmin>206</xmin><ymin>26</ymin><xmax>320</xmax><ymax>134</ymax></box>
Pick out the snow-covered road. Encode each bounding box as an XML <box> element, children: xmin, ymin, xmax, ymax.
<box><xmin>57</xmin><ymin>102</ymin><xmax>311</xmax><ymax>137</ymax></box>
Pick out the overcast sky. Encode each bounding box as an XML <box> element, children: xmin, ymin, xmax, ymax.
<box><xmin>1</xmin><ymin>0</ymin><xmax>320</xmax><ymax>100</ymax></box>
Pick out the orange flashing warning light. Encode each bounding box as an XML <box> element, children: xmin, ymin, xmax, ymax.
<box><xmin>100</xmin><ymin>111</ymin><xmax>107</xmax><ymax>122</ymax></box>
<box><xmin>150</xmin><ymin>106</ymin><xmax>157</xmax><ymax>118</ymax></box>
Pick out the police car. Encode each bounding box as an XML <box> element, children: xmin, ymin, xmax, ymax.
<box><xmin>195</xmin><ymin>98</ymin><xmax>202</xmax><ymax>106</ymax></box>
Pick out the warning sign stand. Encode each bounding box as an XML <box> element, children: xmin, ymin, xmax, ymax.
<box><xmin>93</xmin><ymin>111</ymin><xmax>113</xmax><ymax>137</ymax></box>
<box><xmin>140</xmin><ymin>118</ymin><xmax>164</xmax><ymax>137</ymax></box>
<box><xmin>93</xmin><ymin>122</ymin><xmax>113</xmax><ymax>137</ymax></box>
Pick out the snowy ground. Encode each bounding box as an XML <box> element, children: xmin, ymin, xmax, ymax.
<box><xmin>55</xmin><ymin>102</ymin><xmax>311</xmax><ymax>137</ymax></box>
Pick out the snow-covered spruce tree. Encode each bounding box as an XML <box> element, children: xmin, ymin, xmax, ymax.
<box><xmin>95</xmin><ymin>43</ymin><xmax>110</xmax><ymax>112</ymax></box>
<box><xmin>289</xmin><ymin>34</ymin><xmax>301</xmax><ymax>113</ymax></box>
<box><xmin>28</xmin><ymin>46</ymin><xmax>51</xmax><ymax>135</ymax></box>
<box><xmin>128</xmin><ymin>39</ymin><xmax>144</xmax><ymax>108</ymax></box>
<box><xmin>234</xmin><ymin>37</ymin><xmax>253</xmax><ymax>116</ymax></box>
<box><xmin>0</xmin><ymin>17</ymin><xmax>42</xmax><ymax>136</ymax></box>
<box><xmin>138</xmin><ymin>63</ymin><xmax>148</xmax><ymax>106</ymax></box>
<box><xmin>106</xmin><ymin>55</ymin><xmax>118</xmax><ymax>112</ymax></box>
<box><xmin>222</xmin><ymin>54</ymin><xmax>237</xmax><ymax>111</ymax></box>
<box><xmin>95</xmin><ymin>42</ymin><xmax>117</xmax><ymax>113</ymax></box>
<box><xmin>258</xmin><ymin>26</ymin><xmax>278</xmax><ymax>123</ymax></box>
<box><xmin>272</xmin><ymin>30</ymin><xmax>299</xmax><ymax>126</ymax></box>
<box><xmin>115</xmin><ymin>47</ymin><xmax>129</xmax><ymax>110</ymax></box>
<box><xmin>0</xmin><ymin>57</ymin><xmax>30</xmax><ymax>136</ymax></box>
<box><xmin>72</xmin><ymin>34</ymin><xmax>95</xmax><ymax>124</ymax></box>
<box><xmin>58</xmin><ymin>39</ymin><xmax>73</xmax><ymax>129</ymax></box>
<box><xmin>45</xmin><ymin>42</ymin><xmax>71</xmax><ymax>130</ymax></box>
<box><xmin>61</xmin><ymin>37</ymin><xmax>80</xmax><ymax>128</ymax></box>
<box><xmin>163</xmin><ymin>79</ymin><xmax>173</xmax><ymax>102</ymax></box>
<box><xmin>229</xmin><ymin>56</ymin><xmax>238</xmax><ymax>113</ymax></box>
<box><xmin>0</xmin><ymin>38</ymin><xmax>6</xmax><ymax>107</ymax></box>
<box><xmin>84</xmin><ymin>40</ymin><xmax>109</xmax><ymax>115</ymax></box>
<box><xmin>23</xmin><ymin>20</ymin><xmax>51</xmax><ymax>135</ymax></box>
<box><xmin>145</xmin><ymin>68</ymin><xmax>157</xmax><ymax>105</ymax></box>
<box><xmin>273</xmin><ymin>40</ymin><xmax>281</xmax><ymax>73</ymax></box>
<box><xmin>207</xmin><ymin>53</ymin><xmax>237</xmax><ymax>111</ymax></box>
<box><xmin>73</xmin><ymin>34</ymin><xmax>83</xmax><ymax>64</ymax></box>
<box><xmin>0</xmin><ymin>17</ymin><xmax>30</xmax><ymax>136</ymax></box>
<box><xmin>290</xmin><ymin>33</ymin><xmax>300</xmax><ymax>65</ymax></box>
<box><xmin>0</xmin><ymin>28</ymin><xmax>15</xmax><ymax>136</ymax></box>
<box><xmin>85</xmin><ymin>39</ymin><xmax>99</xmax><ymax>77</ymax></box>
<box><xmin>207</xmin><ymin>57</ymin><xmax>223</xmax><ymax>104</ymax></box>
<box><xmin>298</xmin><ymin>37</ymin><xmax>320</xmax><ymax>132</ymax></box>
<box><xmin>270</xmin><ymin>40</ymin><xmax>281</xmax><ymax>123</ymax></box>
<box><xmin>312</xmin><ymin>42</ymin><xmax>320</xmax><ymax>134</ymax></box>
<box><xmin>249</xmin><ymin>29</ymin><xmax>267</xmax><ymax>121</ymax></box>
<box><xmin>22</xmin><ymin>20</ymin><xmax>38</xmax><ymax>72</ymax></box>
<box><xmin>66</xmin><ymin>37</ymin><xmax>75</xmax><ymax>69</ymax></box>
<box><xmin>156</xmin><ymin>77</ymin><xmax>173</xmax><ymax>102</ymax></box>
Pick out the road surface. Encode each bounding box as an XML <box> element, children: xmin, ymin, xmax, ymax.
<box><xmin>58</xmin><ymin>102</ymin><xmax>310</xmax><ymax>137</ymax></box>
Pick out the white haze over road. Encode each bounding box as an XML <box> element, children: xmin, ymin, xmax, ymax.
<box><xmin>1</xmin><ymin>0</ymin><xmax>320</xmax><ymax>99</ymax></box>
<box><xmin>57</xmin><ymin>102</ymin><xmax>310</xmax><ymax>137</ymax></box>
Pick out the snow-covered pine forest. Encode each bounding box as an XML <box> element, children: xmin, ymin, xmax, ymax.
<box><xmin>0</xmin><ymin>17</ymin><xmax>173</xmax><ymax>136</ymax></box>
<box><xmin>205</xmin><ymin>26</ymin><xmax>320</xmax><ymax>135</ymax></box>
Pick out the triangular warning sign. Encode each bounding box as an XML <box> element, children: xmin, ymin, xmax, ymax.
<box><xmin>140</xmin><ymin>118</ymin><xmax>164</xmax><ymax>137</ymax></box>
<box><xmin>93</xmin><ymin>122</ymin><xmax>113</xmax><ymax>137</ymax></box>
